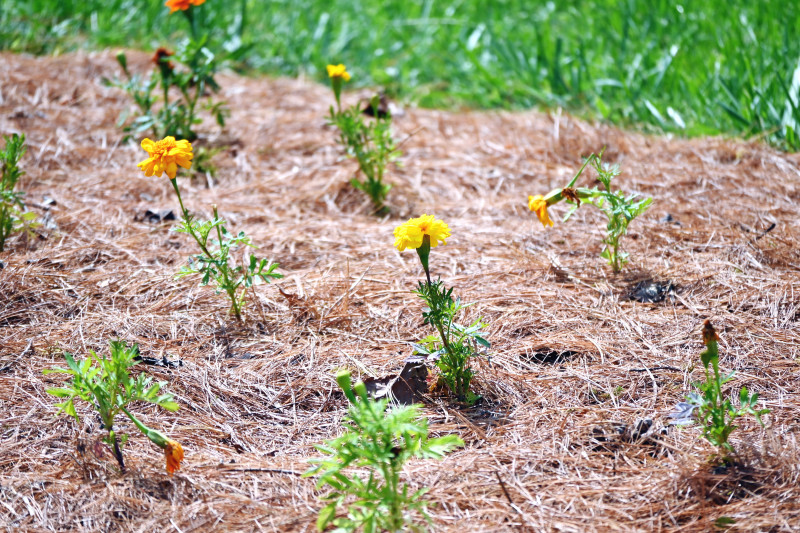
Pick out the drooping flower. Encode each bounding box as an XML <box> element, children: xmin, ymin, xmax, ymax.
<box><xmin>164</xmin><ymin>439</ymin><xmax>184</xmax><ymax>475</ymax></box>
<box><xmin>528</xmin><ymin>195</ymin><xmax>553</xmax><ymax>228</ymax></box>
<box><xmin>165</xmin><ymin>0</ymin><xmax>205</xmax><ymax>14</ymax></box>
<box><xmin>702</xmin><ymin>319</ymin><xmax>720</xmax><ymax>345</ymax></box>
<box><xmin>326</xmin><ymin>64</ymin><xmax>351</xmax><ymax>82</ymax></box>
<box><xmin>137</xmin><ymin>136</ymin><xmax>194</xmax><ymax>180</ymax></box>
<box><xmin>394</xmin><ymin>214</ymin><xmax>450</xmax><ymax>252</ymax></box>
<box><xmin>152</xmin><ymin>47</ymin><xmax>175</xmax><ymax>77</ymax></box>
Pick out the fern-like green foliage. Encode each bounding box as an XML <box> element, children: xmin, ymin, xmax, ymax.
<box><xmin>328</xmin><ymin>95</ymin><xmax>401</xmax><ymax>214</ymax></box>
<box><xmin>44</xmin><ymin>340</ymin><xmax>179</xmax><ymax>471</ymax></box>
<box><xmin>0</xmin><ymin>133</ymin><xmax>36</xmax><ymax>252</ymax></box>
<box><xmin>688</xmin><ymin>321</ymin><xmax>769</xmax><ymax>455</ymax></box>
<box><xmin>305</xmin><ymin>370</ymin><xmax>463</xmax><ymax>532</ymax></box>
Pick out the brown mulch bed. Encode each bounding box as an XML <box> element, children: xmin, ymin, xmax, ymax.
<box><xmin>1</xmin><ymin>50</ymin><xmax>799</xmax><ymax>532</ymax></box>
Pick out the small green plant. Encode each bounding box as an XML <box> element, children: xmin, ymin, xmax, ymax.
<box><xmin>0</xmin><ymin>133</ymin><xmax>36</xmax><ymax>252</ymax></box>
<box><xmin>394</xmin><ymin>215</ymin><xmax>489</xmax><ymax>404</ymax></box>
<box><xmin>326</xmin><ymin>64</ymin><xmax>401</xmax><ymax>214</ymax></box>
<box><xmin>412</xmin><ymin>280</ymin><xmax>489</xmax><ymax>404</ymax></box>
<box><xmin>528</xmin><ymin>149</ymin><xmax>652</xmax><ymax>272</ymax></box>
<box><xmin>305</xmin><ymin>370</ymin><xmax>463</xmax><ymax>532</ymax></box>
<box><xmin>174</xmin><ymin>201</ymin><xmax>282</xmax><ymax>321</ymax></box>
<box><xmin>137</xmin><ymin>137</ymin><xmax>282</xmax><ymax>322</ymax></box>
<box><xmin>43</xmin><ymin>340</ymin><xmax>184</xmax><ymax>475</ymax></box>
<box><xmin>688</xmin><ymin>320</ymin><xmax>769</xmax><ymax>456</ymax></box>
<box><xmin>107</xmin><ymin>1</ymin><xmax>227</xmax><ymax>141</ymax></box>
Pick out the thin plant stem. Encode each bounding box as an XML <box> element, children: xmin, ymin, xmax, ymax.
<box><xmin>111</xmin><ymin>431</ymin><xmax>126</xmax><ymax>473</ymax></box>
<box><xmin>170</xmin><ymin>179</ymin><xmax>243</xmax><ymax>321</ymax></box>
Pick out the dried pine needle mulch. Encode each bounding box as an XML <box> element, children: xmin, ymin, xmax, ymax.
<box><xmin>1</xmin><ymin>50</ymin><xmax>799</xmax><ymax>532</ymax></box>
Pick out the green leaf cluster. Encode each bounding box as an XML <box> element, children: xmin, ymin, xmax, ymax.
<box><xmin>412</xmin><ymin>279</ymin><xmax>489</xmax><ymax>404</ymax></box>
<box><xmin>174</xmin><ymin>203</ymin><xmax>282</xmax><ymax>321</ymax></box>
<box><xmin>564</xmin><ymin>150</ymin><xmax>652</xmax><ymax>272</ymax></box>
<box><xmin>0</xmin><ymin>133</ymin><xmax>37</xmax><ymax>252</ymax></box>
<box><xmin>107</xmin><ymin>31</ymin><xmax>227</xmax><ymax>141</ymax></box>
<box><xmin>305</xmin><ymin>370</ymin><xmax>463</xmax><ymax>532</ymax></box>
<box><xmin>688</xmin><ymin>323</ymin><xmax>769</xmax><ymax>455</ymax></box>
<box><xmin>43</xmin><ymin>340</ymin><xmax>179</xmax><ymax>469</ymax></box>
<box><xmin>328</xmin><ymin>96</ymin><xmax>401</xmax><ymax>214</ymax></box>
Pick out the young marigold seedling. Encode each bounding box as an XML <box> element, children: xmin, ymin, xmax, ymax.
<box><xmin>137</xmin><ymin>136</ymin><xmax>282</xmax><ymax>322</ymax></box>
<box><xmin>687</xmin><ymin>320</ymin><xmax>769</xmax><ymax>456</ymax></box>
<box><xmin>305</xmin><ymin>370</ymin><xmax>463</xmax><ymax>532</ymax></box>
<box><xmin>394</xmin><ymin>215</ymin><xmax>490</xmax><ymax>404</ymax></box>
<box><xmin>528</xmin><ymin>149</ymin><xmax>652</xmax><ymax>272</ymax></box>
<box><xmin>43</xmin><ymin>340</ymin><xmax>183</xmax><ymax>475</ymax></box>
<box><xmin>0</xmin><ymin>133</ymin><xmax>37</xmax><ymax>252</ymax></box>
<box><xmin>107</xmin><ymin>0</ymin><xmax>227</xmax><ymax>141</ymax></box>
<box><xmin>326</xmin><ymin>63</ymin><xmax>401</xmax><ymax>215</ymax></box>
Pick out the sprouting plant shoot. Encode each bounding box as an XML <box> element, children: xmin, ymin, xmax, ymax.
<box><xmin>687</xmin><ymin>320</ymin><xmax>769</xmax><ymax>456</ymax></box>
<box><xmin>304</xmin><ymin>370</ymin><xmax>463</xmax><ymax>532</ymax></box>
<box><xmin>0</xmin><ymin>133</ymin><xmax>37</xmax><ymax>252</ymax></box>
<box><xmin>43</xmin><ymin>340</ymin><xmax>183</xmax><ymax>475</ymax></box>
<box><xmin>528</xmin><ymin>149</ymin><xmax>652</xmax><ymax>272</ymax></box>
<box><xmin>106</xmin><ymin>0</ymin><xmax>227</xmax><ymax>141</ymax></box>
<box><xmin>137</xmin><ymin>136</ymin><xmax>282</xmax><ymax>322</ymax></box>
<box><xmin>394</xmin><ymin>215</ymin><xmax>489</xmax><ymax>404</ymax></box>
<box><xmin>326</xmin><ymin>64</ymin><xmax>401</xmax><ymax>215</ymax></box>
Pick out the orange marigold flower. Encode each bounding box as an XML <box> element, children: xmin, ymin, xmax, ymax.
<box><xmin>164</xmin><ymin>439</ymin><xmax>184</xmax><ymax>475</ymax></box>
<box><xmin>528</xmin><ymin>195</ymin><xmax>553</xmax><ymax>228</ymax></box>
<box><xmin>137</xmin><ymin>136</ymin><xmax>193</xmax><ymax>180</ymax></box>
<box><xmin>165</xmin><ymin>0</ymin><xmax>206</xmax><ymax>14</ymax></box>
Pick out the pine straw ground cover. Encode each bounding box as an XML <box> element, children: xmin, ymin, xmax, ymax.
<box><xmin>0</xmin><ymin>50</ymin><xmax>799</xmax><ymax>532</ymax></box>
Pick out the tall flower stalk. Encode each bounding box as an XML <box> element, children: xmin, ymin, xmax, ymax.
<box><xmin>137</xmin><ymin>136</ymin><xmax>282</xmax><ymax>322</ymax></box>
<box><xmin>528</xmin><ymin>149</ymin><xmax>652</xmax><ymax>272</ymax></box>
<box><xmin>326</xmin><ymin>63</ymin><xmax>400</xmax><ymax>214</ymax></box>
<box><xmin>395</xmin><ymin>215</ymin><xmax>489</xmax><ymax>403</ymax></box>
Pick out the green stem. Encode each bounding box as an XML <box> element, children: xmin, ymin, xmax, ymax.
<box><xmin>171</xmin><ymin>179</ymin><xmax>241</xmax><ymax>320</ymax></box>
<box><xmin>212</xmin><ymin>206</ymin><xmax>243</xmax><ymax>321</ymax></box>
<box><xmin>109</xmin><ymin>429</ymin><xmax>126</xmax><ymax>473</ymax></box>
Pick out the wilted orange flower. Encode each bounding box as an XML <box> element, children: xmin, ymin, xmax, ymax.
<box><xmin>394</xmin><ymin>214</ymin><xmax>450</xmax><ymax>251</ymax></box>
<box><xmin>702</xmin><ymin>319</ymin><xmax>720</xmax><ymax>345</ymax></box>
<box><xmin>528</xmin><ymin>195</ymin><xmax>553</xmax><ymax>228</ymax></box>
<box><xmin>137</xmin><ymin>136</ymin><xmax>193</xmax><ymax>180</ymax></box>
<box><xmin>152</xmin><ymin>47</ymin><xmax>174</xmax><ymax>67</ymax></box>
<box><xmin>326</xmin><ymin>64</ymin><xmax>351</xmax><ymax>82</ymax></box>
<box><xmin>165</xmin><ymin>0</ymin><xmax>205</xmax><ymax>14</ymax></box>
<box><xmin>164</xmin><ymin>439</ymin><xmax>184</xmax><ymax>475</ymax></box>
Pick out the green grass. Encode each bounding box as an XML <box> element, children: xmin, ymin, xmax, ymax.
<box><xmin>3</xmin><ymin>0</ymin><xmax>800</xmax><ymax>150</ymax></box>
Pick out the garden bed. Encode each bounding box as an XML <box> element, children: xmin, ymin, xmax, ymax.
<box><xmin>1</xmin><ymin>51</ymin><xmax>799</xmax><ymax>531</ymax></box>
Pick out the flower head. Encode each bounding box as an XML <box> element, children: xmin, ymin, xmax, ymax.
<box><xmin>152</xmin><ymin>47</ymin><xmax>175</xmax><ymax>76</ymax></box>
<box><xmin>702</xmin><ymin>319</ymin><xmax>720</xmax><ymax>346</ymax></box>
<box><xmin>137</xmin><ymin>136</ymin><xmax>193</xmax><ymax>180</ymax></box>
<box><xmin>326</xmin><ymin>64</ymin><xmax>351</xmax><ymax>82</ymax></box>
<box><xmin>152</xmin><ymin>47</ymin><xmax>174</xmax><ymax>66</ymax></box>
<box><xmin>528</xmin><ymin>195</ymin><xmax>553</xmax><ymax>228</ymax></box>
<box><xmin>165</xmin><ymin>0</ymin><xmax>205</xmax><ymax>13</ymax></box>
<box><xmin>164</xmin><ymin>439</ymin><xmax>184</xmax><ymax>475</ymax></box>
<box><xmin>394</xmin><ymin>214</ymin><xmax>450</xmax><ymax>252</ymax></box>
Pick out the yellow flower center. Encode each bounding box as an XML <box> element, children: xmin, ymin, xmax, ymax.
<box><xmin>149</xmin><ymin>137</ymin><xmax>177</xmax><ymax>156</ymax></box>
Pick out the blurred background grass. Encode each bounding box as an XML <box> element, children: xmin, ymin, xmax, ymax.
<box><xmin>3</xmin><ymin>0</ymin><xmax>800</xmax><ymax>150</ymax></box>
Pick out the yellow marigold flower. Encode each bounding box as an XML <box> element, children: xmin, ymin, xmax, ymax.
<box><xmin>137</xmin><ymin>136</ymin><xmax>193</xmax><ymax>180</ymax></box>
<box><xmin>165</xmin><ymin>0</ymin><xmax>205</xmax><ymax>13</ymax></box>
<box><xmin>528</xmin><ymin>195</ymin><xmax>553</xmax><ymax>228</ymax></box>
<box><xmin>394</xmin><ymin>214</ymin><xmax>450</xmax><ymax>251</ymax></box>
<box><xmin>164</xmin><ymin>439</ymin><xmax>184</xmax><ymax>475</ymax></box>
<box><xmin>326</xmin><ymin>64</ymin><xmax>351</xmax><ymax>82</ymax></box>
